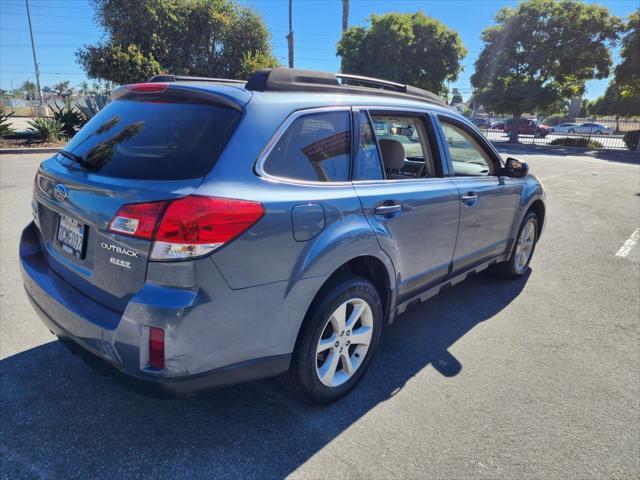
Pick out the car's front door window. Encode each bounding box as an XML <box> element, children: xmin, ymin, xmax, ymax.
<box><xmin>439</xmin><ymin>120</ymin><xmax>496</xmax><ymax>177</ymax></box>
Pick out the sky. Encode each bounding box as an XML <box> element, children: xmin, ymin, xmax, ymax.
<box><xmin>1</xmin><ymin>0</ymin><xmax>637</xmax><ymax>100</ymax></box>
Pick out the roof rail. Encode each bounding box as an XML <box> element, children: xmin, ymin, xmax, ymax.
<box><xmin>245</xmin><ymin>68</ymin><xmax>445</xmax><ymax>106</ymax></box>
<box><xmin>148</xmin><ymin>74</ymin><xmax>246</xmax><ymax>85</ymax></box>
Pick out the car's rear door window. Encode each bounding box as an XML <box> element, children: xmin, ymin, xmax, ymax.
<box><xmin>368</xmin><ymin>113</ymin><xmax>439</xmax><ymax>179</ymax></box>
<box><xmin>58</xmin><ymin>99</ymin><xmax>240</xmax><ymax>180</ymax></box>
<box><xmin>262</xmin><ymin>110</ymin><xmax>351</xmax><ymax>182</ymax></box>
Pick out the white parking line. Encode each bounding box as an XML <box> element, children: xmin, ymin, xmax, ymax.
<box><xmin>615</xmin><ymin>228</ymin><xmax>640</xmax><ymax>258</ymax></box>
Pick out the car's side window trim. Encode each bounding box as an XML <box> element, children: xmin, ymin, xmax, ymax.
<box><xmin>435</xmin><ymin>113</ymin><xmax>504</xmax><ymax>178</ymax></box>
<box><xmin>254</xmin><ymin>106</ymin><xmax>354</xmax><ymax>187</ymax></box>
<box><xmin>352</xmin><ymin>108</ymin><xmax>386</xmax><ymax>181</ymax></box>
<box><xmin>365</xmin><ymin>110</ymin><xmax>386</xmax><ymax>180</ymax></box>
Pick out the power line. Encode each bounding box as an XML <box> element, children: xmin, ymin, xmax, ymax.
<box><xmin>0</xmin><ymin>27</ymin><xmax>98</xmax><ymax>36</ymax></box>
<box><xmin>1</xmin><ymin>11</ymin><xmax>92</xmax><ymax>19</ymax></box>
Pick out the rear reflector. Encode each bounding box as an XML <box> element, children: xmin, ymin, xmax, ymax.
<box><xmin>126</xmin><ymin>83</ymin><xmax>169</xmax><ymax>93</ymax></box>
<box><xmin>149</xmin><ymin>327</ymin><xmax>165</xmax><ymax>369</ymax></box>
<box><xmin>107</xmin><ymin>196</ymin><xmax>264</xmax><ymax>260</ymax></box>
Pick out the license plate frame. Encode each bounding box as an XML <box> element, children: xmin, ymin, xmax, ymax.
<box><xmin>56</xmin><ymin>214</ymin><xmax>87</xmax><ymax>259</ymax></box>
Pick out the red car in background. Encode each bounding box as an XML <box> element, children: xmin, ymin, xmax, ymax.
<box><xmin>504</xmin><ymin>118</ymin><xmax>551</xmax><ymax>137</ymax></box>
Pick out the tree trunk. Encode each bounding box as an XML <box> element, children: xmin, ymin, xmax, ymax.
<box><xmin>509</xmin><ymin>113</ymin><xmax>521</xmax><ymax>143</ymax></box>
<box><xmin>287</xmin><ymin>0</ymin><xmax>294</xmax><ymax>68</ymax></box>
<box><xmin>342</xmin><ymin>0</ymin><xmax>349</xmax><ymax>32</ymax></box>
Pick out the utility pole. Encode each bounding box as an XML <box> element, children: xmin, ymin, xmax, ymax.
<box><xmin>286</xmin><ymin>0</ymin><xmax>294</xmax><ymax>68</ymax></box>
<box><xmin>342</xmin><ymin>0</ymin><xmax>349</xmax><ymax>32</ymax></box>
<box><xmin>25</xmin><ymin>0</ymin><xmax>43</xmax><ymax>106</ymax></box>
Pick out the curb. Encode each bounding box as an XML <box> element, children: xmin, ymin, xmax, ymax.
<box><xmin>0</xmin><ymin>148</ymin><xmax>60</xmax><ymax>155</ymax></box>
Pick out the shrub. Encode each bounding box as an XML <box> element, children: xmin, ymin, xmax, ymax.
<box><xmin>542</xmin><ymin>114</ymin><xmax>572</xmax><ymax>126</ymax></box>
<box><xmin>623</xmin><ymin>130</ymin><xmax>640</xmax><ymax>150</ymax></box>
<box><xmin>27</xmin><ymin>118</ymin><xmax>64</xmax><ymax>142</ymax></box>
<box><xmin>52</xmin><ymin>103</ymin><xmax>87</xmax><ymax>138</ymax></box>
<box><xmin>548</xmin><ymin>137</ymin><xmax>603</xmax><ymax>149</ymax></box>
<box><xmin>0</xmin><ymin>112</ymin><xmax>15</xmax><ymax>138</ymax></box>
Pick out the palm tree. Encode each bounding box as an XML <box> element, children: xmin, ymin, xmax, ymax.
<box><xmin>20</xmin><ymin>80</ymin><xmax>37</xmax><ymax>101</ymax></box>
<box><xmin>78</xmin><ymin>81</ymin><xmax>90</xmax><ymax>96</ymax></box>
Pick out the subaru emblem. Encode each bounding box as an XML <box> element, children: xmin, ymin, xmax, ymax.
<box><xmin>53</xmin><ymin>184</ymin><xmax>68</xmax><ymax>202</ymax></box>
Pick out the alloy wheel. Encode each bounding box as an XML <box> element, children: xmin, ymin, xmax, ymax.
<box><xmin>514</xmin><ymin>219</ymin><xmax>536</xmax><ymax>273</ymax></box>
<box><xmin>315</xmin><ymin>298</ymin><xmax>373</xmax><ymax>388</ymax></box>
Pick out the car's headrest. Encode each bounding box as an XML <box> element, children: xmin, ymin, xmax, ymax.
<box><xmin>378</xmin><ymin>139</ymin><xmax>405</xmax><ymax>171</ymax></box>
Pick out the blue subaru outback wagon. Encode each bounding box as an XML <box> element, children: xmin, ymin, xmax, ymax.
<box><xmin>20</xmin><ymin>68</ymin><xmax>546</xmax><ymax>404</ymax></box>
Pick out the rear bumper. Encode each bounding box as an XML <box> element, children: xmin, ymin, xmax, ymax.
<box><xmin>26</xmin><ymin>288</ymin><xmax>289</xmax><ymax>396</ymax></box>
<box><xmin>20</xmin><ymin>221</ymin><xmax>299</xmax><ymax>395</ymax></box>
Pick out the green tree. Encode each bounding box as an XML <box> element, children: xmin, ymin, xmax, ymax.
<box><xmin>20</xmin><ymin>80</ymin><xmax>37</xmax><ymax>100</ymax></box>
<box><xmin>337</xmin><ymin>12</ymin><xmax>467</xmax><ymax>96</ymax></box>
<box><xmin>471</xmin><ymin>0</ymin><xmax>623</xmax><ymax>142</ymax></box>
<box><xmin>613</xmin><ymin>9</ymin><xmax>639</xmax><ymax>99</ymax></box>
<box><xmin>77</xmin><ymin>0</ymin><xmax>278</xmax><ymax>85</ymax></box>
<box><xmin>590</xmin><ymin>82</ymin><xmax>640</xmax><ymax>118</ymax></box>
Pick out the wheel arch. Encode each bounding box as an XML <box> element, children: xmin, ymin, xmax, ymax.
<box><xmin>303</xmin><ymin>255</ymin><xmax>395</xmax><ymax>328</ymax></box>
<box><xmin>527</xmin><ymin>199</ymin><xmax>546</xmax><ymax>238</ymax></box>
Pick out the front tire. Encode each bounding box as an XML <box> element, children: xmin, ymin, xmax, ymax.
<box><xmin>283</xmin><ymin>276</ymin><xmax>383</xmax><ymax>404</ymax></box>
<box><xmin>493</xmin><ymin>212</ymin><xmax>539</xmax><ymax>279</ymax></box>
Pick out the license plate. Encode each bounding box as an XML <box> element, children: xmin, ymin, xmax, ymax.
<box><xmin>57</xmin><ymin>214</ymin><xmax>86</xmax><ymax>258</ymax></box>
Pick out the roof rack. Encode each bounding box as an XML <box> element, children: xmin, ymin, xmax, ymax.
<box><xmin>244</xmin><ymin>68</ymin><xmax>445</xmax><ymax>106</ymax></box>
<box><xmin>148</xmin><ymin>74</ymin><xmax>246</xmax><ymax>84</ymax></box>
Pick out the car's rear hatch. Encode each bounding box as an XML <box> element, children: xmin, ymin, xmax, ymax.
<box><xmin>33</xmin><ymin>82</ymin><xmax>249</xmax><ymax>312</ymax></box>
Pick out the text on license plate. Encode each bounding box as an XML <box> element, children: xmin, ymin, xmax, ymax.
<box><xmin>57</xmin><ymin>214</ymin><xmax>85</xmax><ymax>257</ymax></box>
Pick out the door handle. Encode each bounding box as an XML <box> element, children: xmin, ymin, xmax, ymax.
<box><xmin>461</xmin><ymin>192</ymin><xmax>479</xmax><ymax>206</ymax></box>
<box><xmin>374</xmin><ymin>204</ymin><xmax>402</xmax><ymax>215</ymax></box>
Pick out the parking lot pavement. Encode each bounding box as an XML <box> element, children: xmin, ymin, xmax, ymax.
<box><xmin>1</xmin><ymin>150</ymin><xmax>639</xmax><ymax>479</ymax></box>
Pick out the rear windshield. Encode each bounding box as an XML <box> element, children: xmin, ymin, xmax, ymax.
<box><xmin>59</xmin><ymin>99</ymin><xmax>240</xmax><ymax>180</ymax></box>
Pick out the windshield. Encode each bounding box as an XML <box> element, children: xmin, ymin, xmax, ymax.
<box><xmin>59</xmin><ymin>99</ymin><xmax>240</xmax><ymax>180</ymax></box>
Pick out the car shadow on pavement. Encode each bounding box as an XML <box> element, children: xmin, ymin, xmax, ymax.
<box><xmin>1</xmin><ymin>270</ymin><xmax>530</xmax><ymax>479</ymax></box>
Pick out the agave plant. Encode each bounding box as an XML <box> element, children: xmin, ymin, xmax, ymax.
<box><xmin>0</xmin><ymin>112</ymin><xmax>15</xmax><ymax>138</ymax></box>
<box><xmin>51</xmin><ymin>102</ymin><xmax>87</xmax><ymax>139</ymax></box>
<box><xmin>27</xmin><ymin>118</ymin><xmax>64</xmax><ymax>142</ymax></box>
<box><xmin>75</xmin><ymin>94</ymin><xmax>109</xmax><ymax>121</ymax></box>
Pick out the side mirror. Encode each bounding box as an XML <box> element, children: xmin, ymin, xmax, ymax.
<box><xmin>503</xmin><ymin>157</ymin><xmax>529</xmax><ymax>178</ymax></box>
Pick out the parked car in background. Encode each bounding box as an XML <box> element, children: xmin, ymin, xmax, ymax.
<box><xmin>549</xmin><ymin>122</ymin><xmax>578</xmax><ymax>134</ymax></box>
<box><xmin>20</xmin><ymin>68</ymin><xmax>546</xmax><ymax>404</ymax></box>
<box><xmin>490</xmin><ymin>121</ymin><xmax>506</xmax><ymax>130</ymax></box>
<box><xmin>504</xmin><ymin>118</ymin><xmax>551</xmax><ymax>138</ymax></box>
<box><xmin>570</xmin><ymin>122</ymin><xmax>613</xmax><ymax>135</ymax></box>
<box><xmin>472</xmin><ymin>118</ymin><xmax>491</xmax><ymax>129</ymax></box>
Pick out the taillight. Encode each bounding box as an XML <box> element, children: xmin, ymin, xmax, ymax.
<box><xmin>107</xmin><ymin>196</ymin><xmax>264</xmax><ymax>261</ymax></box>
<box><xmin>148</xmin><ymin>327</ymin><xmax>164</xmax><ymax>369</ymax></box>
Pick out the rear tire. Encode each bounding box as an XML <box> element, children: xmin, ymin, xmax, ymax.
<box><xmin>493</xmin><ymin>212</ymin><xmax>539</xmax><ymax>279</ymax></box>
<box><xmin>283</xmin><ymin>275</ymin><xmax>383</xmax><ymax>405</ymax></box>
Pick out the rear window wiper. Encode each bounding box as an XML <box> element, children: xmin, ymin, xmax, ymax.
<box><xmin>57</xmin><ymin>150</ymin><xmax>92</xmax><ymax>169</ymax></box>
